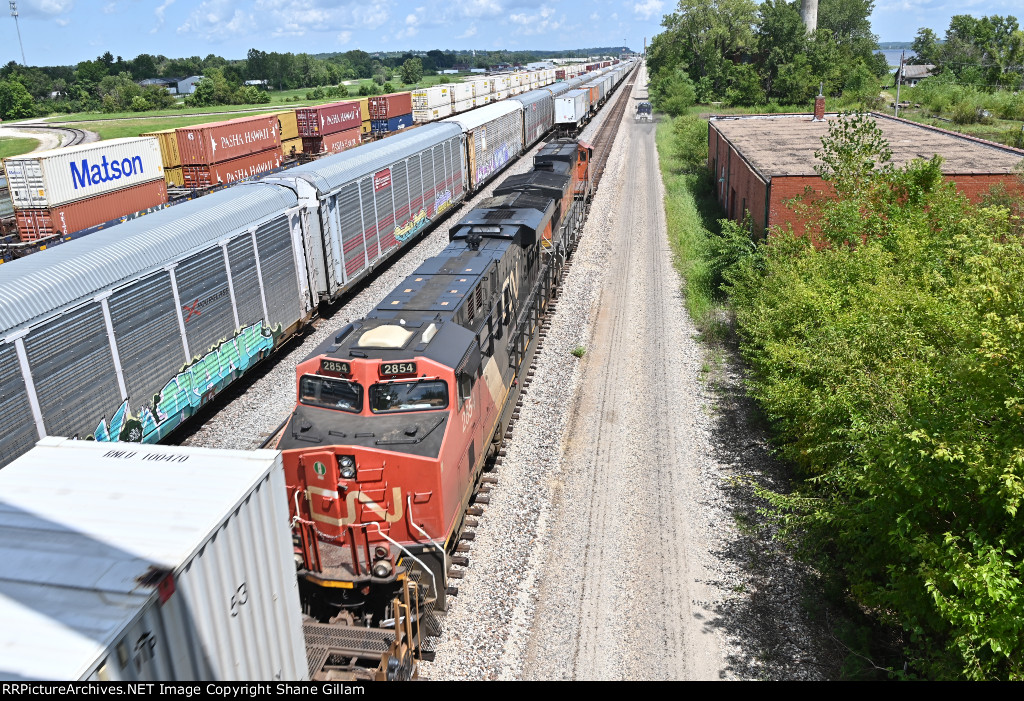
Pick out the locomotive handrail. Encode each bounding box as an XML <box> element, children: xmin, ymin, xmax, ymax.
<box><xmin>369</xmin><ymin>519</ymin><xmax>438</xmax><ymax>604</ymax></box>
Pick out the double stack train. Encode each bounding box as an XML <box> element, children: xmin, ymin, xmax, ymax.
<box><xmin>0</xmin><ymin>61</ymin><xmax>634</xmax><ymax>471</ymax></box>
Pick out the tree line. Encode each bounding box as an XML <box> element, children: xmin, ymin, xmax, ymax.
<box><xmin>910</xmin><ymin>15</ymin><xmax>1024</xmax><ymax>90</ymax></box>
<box><xmin>646</xmin><ymin>0</ymin><xmax>888</xmax><ymax>113</ymax></box>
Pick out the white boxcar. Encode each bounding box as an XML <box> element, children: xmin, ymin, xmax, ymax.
<box><xmin>555</xmin><ymin>90</ymin><xmax>590</xmax><ymax>128</ymax></box>
<box><xmin>0</xmin><ymin>438</ymin><xmax>306</xmax><ymax>682</ymax></box>
<box><xmin>4</xmin><ymin>138</ymin><xmax>164</xmax><ymax>209</ymax></box>
<box><xmin>412</xmin><ymin>85</ymin><xmax>451</xmax><ymax>110</ymax></box>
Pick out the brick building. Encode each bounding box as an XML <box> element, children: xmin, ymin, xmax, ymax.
<box><xmin>708</xmin><ymin>106</ymin><xmax>1024</xmax><ymax>237</ymax></box>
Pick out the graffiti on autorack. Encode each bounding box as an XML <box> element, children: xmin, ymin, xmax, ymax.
<box><xmin>476</xmin><ymin>143</ymin><xmax>514</xmax><ymax>184</ymax></box>
<box><xmin>91</xmin><ymin>320</ymin><xmax>282</xmax><ymax>444</ymax></box>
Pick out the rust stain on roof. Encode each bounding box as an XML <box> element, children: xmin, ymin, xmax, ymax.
<box><xmin>711</xmin><ymin>112</ymin><xmax>1024</xmax><ymax>178</ymax></box>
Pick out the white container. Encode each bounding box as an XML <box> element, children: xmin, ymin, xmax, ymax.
<box><xmin>451</xmin><ymin>82</ymin><xmax>474</xmax><ymax>103</ymax></box>
<box><xmin>453</xmin><ymin>98</ymin><xmax>474</xmax><ymax>113</ymax></box>
<box><xmin>413</xmin><ymin>104</ymin><xmax>454</xmax><ymax>122</ymax></box>
<box><xmin>4</xmin><ymin>138</ymin><xmax>164</xmax><ymax>209</ymax></box>
<box><xmin>470</xmin><ymin>80</ymin><xmax>492</xmax><ymax>97</ymax></box>
<box><xmin>494</xmin><ymin>90</ymin><xmax>508</xmax><ymax>101</ymax></box>
<box><xmin>412</xmin><ymin>85</ymin><xmax>451</xmax><ymax>109</ymax></box>
<box><xmin>556</xmin><ymin>90</ymin><xmax>589</xmax><ymax>126</ymax></box>
<box><xmin>0</xmin><ymin>438</ymin><xmax>307</xmax><ymax>682</ymax></box>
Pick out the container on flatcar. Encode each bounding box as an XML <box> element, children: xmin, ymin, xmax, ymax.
<box><xmin>140</xmin><ymin>128</ymin><xmax>182</xmax><ymax>169</ymax></box>
<box><xmin>368</xmin><ymin>92</ymin><xmax>413</xmax><ymax>120</ymax></box>
<box><xmin>295</xmin><ymin>100</ymin><xmax>362</xmax><ymax>137</ymax></box>
<box><xmin>165</xmin><ymin>165</ymin><xmax>184</xmax><ymax>187</ymax></box>
<box><xmin>412</xmin><ymin>85</ymin><xmax>451</xmax><ymax>110</ymax></box>
<box><xmin>0</xmin><ymin>438</ymin><xmax>307</xmax><ymax>682</ymax></box>
<box><xmin>453</xmin><ymin>98</ymin><xmax>473</xmax><ymax>114</ymax></box>
<box><xmin>302</xmin><ymin>127</ymin><xmax>361</xmax><ymax>155</ymax></box>
<box><xmin>276</xmin><ymin>110</ymin><xmax>300</xmax><ymax>141</ymax></box>
<box><xmin>451</xmin><ymin>82</ymin><xmax>474</xmax><ymax>103</ymax></box>
<box><xmin>281</xmin><ymin>136</ymin><xmax>303</xmax><ymax>157</ymax></box>
<box><xmin>4</xmin><ymin>138</ymin><xmax>164</xmax><ymax>209</ymax></box>
<box><xmin>555</xmin><ymin>90</ymin><xmax>590</xmax><ymax>126</ymax></box>
<box><xmin>413</xmin><ymin>104</ymin><xmax>453</xmax><ymax>123</ymax></box>
<box><xmin>371</xmin><ymin>114</ymin><xmax>414</xmax><ymax>134</ymax></box>
<box><xmin>182</xmin><ymin>147</ymin><xmax>283</xmax><ymax>188</ymax></box>
<box><xmin>443</xmin><ymin>101</ymin><xmax>524</xmax><ymax>190</ymax></box>
<box><xmin>359</xmin><ymin>97</ymin><xmax>370</xmax><ymax>122</ymax></box>
<box><xmin>361</xmin><ymin>120</ymin><xmax>372</xmax><ymax>135</ymax></box>
<box><xmin>15</xmin><ymin>178</ymin><xmax>168</xmax><ymax>241</ymax></box>
<box><xmin>175</xmin><ymin>114</ymin><xmax>281</xmax><ymax>166</ymax></box>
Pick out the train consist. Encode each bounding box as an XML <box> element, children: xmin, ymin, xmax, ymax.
<box><xmin>279</xmin><ymin>136</ymin><xmax>592</xmax><ymax>675</ymax></box>
<box><xmin>0</xmin><ymin>61</ymin><xmax>635</xmax><ymax>471</ymax></box>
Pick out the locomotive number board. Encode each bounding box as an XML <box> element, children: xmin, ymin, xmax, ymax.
<box><xmin>321</xmin><ymin>359</ymin><xmax>351</xmax><ymax>375</ymax></box>
<box><xmin>380</xmin><ymin>361</ymin><xmax>417</xmax><ymax>377</ymax></box>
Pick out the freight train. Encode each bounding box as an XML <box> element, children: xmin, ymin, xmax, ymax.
<box><xmin>279</xmin><ymin>137</ymin><xmax>592</xmax><ymax>676</ymax></box>
<box><xmin>0</xmin><ymin>61</ymin><xmax>635</xmax><ymax>472</ymax></box>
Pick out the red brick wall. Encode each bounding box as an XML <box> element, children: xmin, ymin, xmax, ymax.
<box><xmin>708</xmin><ymin>124</ymin><xmax>769</xmax><ymax>235</ymax></box>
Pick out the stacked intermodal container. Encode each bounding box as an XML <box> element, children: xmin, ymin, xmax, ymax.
<box><xmin>176</xmin><ymin>113</ymin><xmax>283</xmax><ymax>189</ymax></box>
<box><xmin>359</xmin><ymin>97</ymin><xmax>371</xmax><ymax>136</ymax></box>
<box><xmin>412</xmin><ymin>85</ymin><xmax>453</xmax><ymax>123</ymax></box>
<box><xmin>302</xmin><ymin>128</ymin><xmax>361</xmax><ymax>155</ymax></box>
<box><xmin>369</xmin><ymin>92</ymin><xmax>413</xmax><ymax>134</ymax></box>
<box><xmin>141</xmin><ymin>128</ymin><xmax>184</xmax><ymax>187</ymax></box>
<box><xmin>295</xmin><ymin>99</ymin><xmax>362</xmax><ymax>154</ymax></box>
<box><xmin>277</xmin><ymin>110</ymin><xmax>302</xmax><ymax>157</ymax></box>
<box><xmin>4</xmin><ymin>138</ymin><xmax>167</xmax><ymax>241</ymax></box>
<box><xmin>451</xmin><ymin>82</ymin><xmax>474</xmax><ymax>113</ymax></box>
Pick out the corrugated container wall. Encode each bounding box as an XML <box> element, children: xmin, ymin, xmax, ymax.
<box><xmin>451</xmin><ymin>83</ymin><xmax>474</xmax><ymax>103</ymax></box>
<box><xmin>4</xmin><ymin>138</ymin><xmax>164</xmax><ymax>209</ymax></box>
<box><xmin>443</xmin><ymin>102</ymin><xmax>524</xmax><ymax>189</ymax></box>
<box><xmin>182</xmin><ymin>148</ymin><xmax>284</xmax><ymax>188</ymax></box>
<box><xmin>295</xmin><ymin>101</ymin><xmax>362</xmax><ymax>137</ymax></box>
<box><xmin>281</xmin><ymin>137</ymin><xmax>303</xmax><ymax>157</ymax></box>
<box><xmin>176</xmin><ymin>114</ymin><xmax>281</xmax><ymax>166</ymax></box>
<box><xmin>0</xmin><ymin>438</ymin><xmax>307</xmax><ymax>681</ymax></box>
<box><xmin>15</xmin><ymin>179</ymin><xmax>168</xmax><ymax>242</ymax></box>
<box><xmin>412</xmin><ymin>85</ymin><xmax>451</xmax><ymax>110</ymax></box>
<box><xmin>302</xmin><ymin>128</ymin><xmax>361</xmax><ymax>156</ymax></box>
<box><xmin>140</xmin><ymin>129</ymin><xmax>182</xmax><ymax>169</ymax></box>
<box><xmin>371</xmin><ymin>114</ymin><xmax>414</xmax><ymax>134</ymax></box>
<box><xmin>276</xmin><ymin>110</ymin><xmax>300</xmax><ymax>141</ymax></box>
<box><xmin>511</xmin><ymin>90</ymin><xmax>554</xmax><ymax>147</ymax></box>
<box><xmin>165</xmin><ymin>166</ymin><xmax>184</xmax><ymax>187</ymax></box>
<box><xmin>369</xmin><ymin>93</ymin><xmax>413</xmax><ymax>120</ymax></box>
<box><xmin>413</xmin><ymin>104</ymin><xmax>454</xmax><ymax>123</ymax></box>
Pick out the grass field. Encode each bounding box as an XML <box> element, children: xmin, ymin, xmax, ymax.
<box><xmin>0</xmin><ymin>136</ymin><xmax>40</xmax><ymax>159</ymax></box>
<box><xmin>73</xmin><ymin>112</ymin><xmax>276</xmax><ymax>140</ymax></box>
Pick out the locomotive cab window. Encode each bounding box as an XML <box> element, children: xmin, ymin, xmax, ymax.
<box><xmin>299</xmin><ymin>375</ymin><xmax>362</xmax><ymax>413</ymax></box>
<box><xmin>370</xmin><ymin>380</ymin><xmax>449</xmax><ymax>413</ymax></box>
<box><xmin>457</xmin><ymin>372</ymin><xmax>473</xmax><ymax>409</ymax></box>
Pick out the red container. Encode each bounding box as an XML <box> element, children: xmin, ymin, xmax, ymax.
<box><xmin>182</xmin><ymin>148</ymin><xmax>284</xmax><ymax>189</ymax></box>
<box><xmin>176</xmin><ymin>114</ymin><xmax>281</xmax><ymax>166</ymax></box>
<box><xmin>368</xmin><ymin>92</ymin><xmax>413</xmax><ymax>120</ymax></box>
<box><xmin>15</xmin><ymin>179</ymin><xmax>167</xmax><ymax>241</ymax></box>
<box><xmin>555</xmin><ymin>69</ymin><xmax>566</xmax><ymax>80</ymax></box>
<box><xmin>302</xmin><ymin>128</ymin><xmax>362</xmax><ymax>156</ymax></box>
<box><xmin>295</xmin><ymin>101</ymin><xmax>362</xmax><ymax>137</ymax></box>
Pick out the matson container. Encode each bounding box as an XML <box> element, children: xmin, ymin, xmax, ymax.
<box><xmin>295</xmin><ymin>100</ymin><xmax>362</xmax><ymax>137</ymax></box>
<box><xmin>371</xmin><ymin>113</ymin><xmax>414</xmax><ymax>134</ymax></box>
<box><xmin>182</xmin><ymin>147</ymin><xmax>283</xmax><ymax>188</ymax></box>
<box><xmin>368</xmin><ymin>92</ymin><xmax>413</xmax><ymax>119</ymax></box>
<box><xmin>412</xmin><ymin>85</ymin><xmax>451</xmax><ymax>110</ymax></box>
<box><xmin>4</xmin><ymin>138</ymin><xmax>163</xmax><ymax>209</ymax></box>
<box><xmin>15</xmin><ymin>179</ymin><xmax>168</xmax><ymax>241</ymax></box>
<box><xmin>176</xmin><ymin>114</ymin><xmax>281</xmax><ymax>166</ymax></box>
<box><xmin>140</xmin><ymin>129</ymin><xmax>182</xmax><ymax>169</ymax></box>
<box><xmin>302</xmin><ymin>127</ymin><xmax>361</xmax><ymax>155</ymax></box>
<box><xmin>413</xmin><ymin>104</ymin><xmax>453</xmax><ymax>123</ymax></box>
<box><xmin>0</xmin><ymin>438</ymin><xmax>307</xmax><ymax>681</ymax></box>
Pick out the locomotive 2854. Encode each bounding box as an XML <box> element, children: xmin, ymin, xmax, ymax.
<box><xmin>277</xmin><ymin>138</ymin><xmax>593</xmax><ymax>678</ymax></box>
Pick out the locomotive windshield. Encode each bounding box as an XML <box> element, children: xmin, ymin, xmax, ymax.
<box><xmin>300</xmin><ymin>375</ymin><xmax>362</xmax><ymax>413</ymax></box>
<box><xmin>370</xmin><ymin>380</ymin><xmax>449</xmax><ymax>413</ymax></box>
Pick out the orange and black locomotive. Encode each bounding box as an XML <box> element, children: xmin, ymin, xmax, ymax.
<box><xmin>278</xmin><ymin>138</ymin><xmax>592</xmax><ymax>671</ymax></box>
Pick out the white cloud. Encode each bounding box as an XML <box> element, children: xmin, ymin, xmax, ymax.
<box><xmin>25</xmin><ymin>0</ymin><xmax>74</xmax><ymax>15</ymax></box>
<box><xmin>151</xmin><ymin>0</ymin><xmax>175</xmax><ymax>34</ymax></box>
<box><xmin>460</xmin><ymin>0</ymin><xmax>502</xmax><ymax>18</ymax></box>
<box><xmin>337</xmin><ymin>30</ymin><xmax>352</xmax><ymax>44</ymax></box>
<box><xmin>632</xmin><ymin>0</ymin><xmax>663</xmax><ymax>20</ymax></box>
<box><xmin>458</xmin><ymin>24</ymin><xmax>477</xmax><ymax>39</ymax></box>
<box><xmin>177</xmin><ymin>0</ymin><xmax>390</xmax><ymax>42</ymax></box>
<box><xmin>103</xmin><ymin>3</ymin><xmax>116</xmax><ymax>14</ymax></box>
<box><xmin>508</xmin><ymin>5</ymin><xmax>562</xmax><ymax>35</ymax></box>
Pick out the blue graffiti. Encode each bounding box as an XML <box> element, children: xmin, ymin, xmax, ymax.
<box><xmin>475</xmin><ymin>143</ymin><xmax>515</xmax><ymax>183</ymax></box>
<box><xmin>92</xmin><ymin>320</ymin><xmax>281</xmax><ymax>444</ymax></box>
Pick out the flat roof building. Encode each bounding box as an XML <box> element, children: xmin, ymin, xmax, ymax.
<box><xmin>709</xmin><ymin>109</ymin><xmax>1024</xmax><ymax>236</ymax></box>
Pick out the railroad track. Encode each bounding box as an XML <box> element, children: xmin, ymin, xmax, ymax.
<box><xmin>3</xmin><ymin>123</ymin><xmax>90</xmax><ymax>147</ymax></box>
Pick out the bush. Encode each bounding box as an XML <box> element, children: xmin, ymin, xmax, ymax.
<box><xmin>671</xmin><ymin>115</ymin><xmax>708</xmax><ymax>173</ymax></box>
<box><xmin>130</xmin><ymin>96</ymin><xmax>149</xmax><ymax>112</ymax></box>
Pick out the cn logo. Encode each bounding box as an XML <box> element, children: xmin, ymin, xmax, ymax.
<box><xmin>182</xmin><ymin>300</ymin><xmax>201</xmax><ymax>322</ymax></box>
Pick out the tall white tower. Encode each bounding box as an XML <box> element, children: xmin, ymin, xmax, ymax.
<box><xmin>801</xmin><ymin>0</ymin><xmax>818</xmax><ymax>34</ymax></box>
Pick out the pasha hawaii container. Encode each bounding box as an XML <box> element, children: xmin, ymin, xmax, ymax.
<box><xmin>175</xmin><ymin>114</ymin><xmax>281</xmax><ymax>166</ymax></box>
<box><xmin>4</xmin><ymin>138</ymin><xmax>164</xmax><ymax>209</ymax></box>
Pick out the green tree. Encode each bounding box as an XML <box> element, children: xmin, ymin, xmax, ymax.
<box><xmin>755</xmin><ymin>0</ymin><xmax>807</xmax><ymax>99</ymax></box>
<box><xmin>0</xmin><ymin>79</ymin><xmax>35</xmax><ymax>119</ymax></box>
<box><xmin>400</xmin><ymin>58</ymin><xmax>423</xmax><ymax>85</ymax></box>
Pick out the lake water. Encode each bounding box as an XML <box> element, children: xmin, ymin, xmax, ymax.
<box><xmin>876</xmin><ymin>49</ymin><xmax>916</xmax><ymax>68</ymax></box>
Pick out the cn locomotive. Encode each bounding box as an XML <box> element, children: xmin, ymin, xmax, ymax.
<box><xmin>278</xmin><ymin>138</ymin><xmax>592</xmax><ymax>673</ymax></box>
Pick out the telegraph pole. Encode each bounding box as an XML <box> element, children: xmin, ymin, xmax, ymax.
<box><xmin>10</xmin><ymin>1</ymin><xmax>26</xmax><ymax>65</ymax></box>
<box><xmin>895</xmin><ymin>51</ymin><xmax>905</xmax><ymax>118</ymax></box>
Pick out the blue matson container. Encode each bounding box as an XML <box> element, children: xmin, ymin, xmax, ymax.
<box><xmin>371</xmin><ymin>113</ymin><xmax>414</xmax><ymax>134</ymax></box>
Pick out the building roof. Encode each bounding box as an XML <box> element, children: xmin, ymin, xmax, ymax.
<box><xmin>710</xmin><ymin>112</ymin><xmax>1024</xmax><ymax>179</ymax></box>
<box><xmin>899</xmin><ymin>64</ymin><xmax>936</xmax><ymax>80</ymax></box>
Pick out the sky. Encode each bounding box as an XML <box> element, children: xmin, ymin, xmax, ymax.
<box><xmin>1</xmin><ymin>0</ymin><xmax>1022</xmax><ymax>67</ymax></box>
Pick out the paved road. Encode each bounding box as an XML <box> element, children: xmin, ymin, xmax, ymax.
<box><xmin>520</xmin><ymin>66</ymin><xmax>727</xmax><ymax>680</ymax></box>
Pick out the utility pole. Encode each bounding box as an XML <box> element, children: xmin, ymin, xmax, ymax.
<box><xmin>895</xmin><ymin>51</ymin><xmax>904</xmax><ymax>118</ymax></box>
<box><xmin>10</xmin><ymin>1</ymin><xmax>26</xmax><ymax>65</ymax></box>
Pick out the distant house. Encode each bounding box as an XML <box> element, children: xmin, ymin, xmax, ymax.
<box><xmin>176</xmin><ymin>76</ymin><xmax>204</xmax><ymax>95</ymax></box>
<box><xmin>470</xmin><ymin>68</ymin><xmax>487</xmax><ymax>73</ymax></box>
<box><xmin>139</xmin><ymin>77</ymin><xmax>180</xmax><ymax>94</ymax></box>
<box><xmin>244</xmin><ymin>79</ymin><xmax>269</xmax><ymax>90</ymax></box>
<box><xmin>895</xmin><ymin>64</ymin><xmax>937</xmax><ymax>87</ymax></box>
<box><xmin>440</xmin><ymin>69</ymin><xmax>459</xmax><ymax>75</ymax></box>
